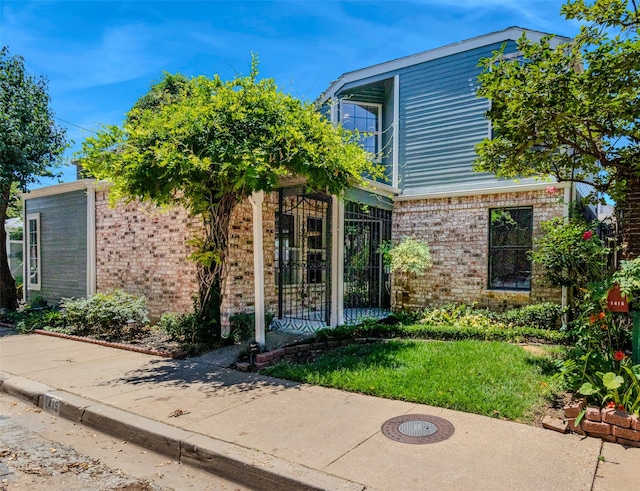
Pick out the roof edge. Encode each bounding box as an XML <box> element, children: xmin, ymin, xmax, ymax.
<box><xmin>318</xmin><ymin>26</ymin><xmax>571</xmax><ymax>104</ymax></box>
<box><xmin>21</xmin><ymin>179</ymin><xmax>97</xmax><ymax>200</ymax></box>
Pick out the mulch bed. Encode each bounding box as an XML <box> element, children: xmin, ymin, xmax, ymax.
<box><xmin>28</xmin><ymin>328</ymin><xmax>187</xmax><ymax>359</ymax></box>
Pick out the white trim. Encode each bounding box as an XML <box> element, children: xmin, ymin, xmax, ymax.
<box><xmin>86</xmin><ymin>187</ymin><xmax>97</xmax><ymax>296</ymax></box>
<box><xmin>21</xmin><ymin>179</ymin><xmax>96</xmax><ymax>200</ymax></box>
<box><xmin>22</xmin><ymin>198</ymin><xmax>26</xmax><ymax>302</ymax></box>
<box><xmin>249</xmin><ymin>191</ymin><xmax>266</xmax><ymax>347</ymax></box>
<box><xmin>392</xmin><ymin>75</ymin><xmax>400</xmax><ymax>188</ymax></box>
<box><xmin>394</xmin><ymin>181</ymin><xmax>571</xmax><ymax>201</ymax></box>
<box><xmin>319</xmin><ymin>27</ymin><xmax>571</xmax><ymax>103</ymax></box>
<box><xmin>330</xmin><ymin>98</ymin><xmax>338</xmax><ymax>124</ymax></box>
<box><xmin>26</xmin><ymin>213</ymin><xmax>41</xmax><ymax>291</ymax></box>
<box><xmin>351</xmin><ymin>177</ymin><xmax>400</xmax><ymax>198</ymax></box>
<box><xmin>330</xmin><ymin>197</ymin><xmax>346</xmax><ymax>327</ymax></box>
<box><xmin>330</xmin><ymin>197</ymin><xmax>339</xmax><ymax>327</ymax></box>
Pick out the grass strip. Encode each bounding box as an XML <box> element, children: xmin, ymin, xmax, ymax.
<box><xmin>264</xmin><ymin>339</ymin><xmax>564</xmax><ymax>423</ymax></box>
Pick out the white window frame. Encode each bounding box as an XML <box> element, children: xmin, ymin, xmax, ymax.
<box><xmin>26</xmin><ymin>213</ymin><xmax>41</xmax><ymax>291</ymax></box>
<box><xmin>339</xmin><ymin>100</ymin><xmax>383</xmax><ymax>162</ymax></box>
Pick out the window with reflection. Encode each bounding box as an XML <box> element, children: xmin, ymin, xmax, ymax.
<box><xmin>488</xmin><ymin>207</ymin><xmax>533</xmax><ymax>291</ymax></box>
<box><xmin>27</xmin><ymin>213</ymin><xmax>41</xmax><ymax>290</ymax></box>
<box><xmin>340</xmin><ymin>101</ymin><xmax>381</xmax><ymax>157</ymax></box>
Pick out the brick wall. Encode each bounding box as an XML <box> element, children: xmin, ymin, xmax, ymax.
<box><xmin>221</xmin><ymin>193</ymin><xmax>278</xmax><ymax>333</ymax></box>
<box><xmin>95</xmin><ymin>190</ymin><xmax>278</xmax><ymax>333</ymax></box>
<box><xmin>392</xmin><ymin>189</ymin><xmax>563</xmax><ymax>311</ymax></box>
<box><xmin>95</xmin><ymin>190</ymin><xmax>201</xmax><ymax>322</ymax></box>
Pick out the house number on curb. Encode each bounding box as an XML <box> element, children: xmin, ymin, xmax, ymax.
<box><xmin>43</xmin><ymin>394</ymin><xmax>61</xmax><ymax>416</ymax></box>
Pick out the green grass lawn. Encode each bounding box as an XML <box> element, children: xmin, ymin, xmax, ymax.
<box><xmin>264</xmin><ymin>339</ymin><xmax>565</xmax><ymax>423</ymax></box>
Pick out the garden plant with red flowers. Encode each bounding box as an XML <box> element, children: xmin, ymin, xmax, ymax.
<box><xmin>557</xmin><ymin>258</ymin><xmax>640</xmax><ymax>416</ymax></box>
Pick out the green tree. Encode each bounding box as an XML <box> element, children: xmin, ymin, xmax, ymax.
<box><xmin>0</xmin><ymin>47</ymin><xmax>67</xmax><ymax>310</ymax></box>
<box><xmin>5</xmin><ymin>183</ymin><xmax>23</xmax><ymax>219</ymax></box>
<box><xmin>78</xmin><ymin>60</ymin><xmax>378</xmax><ymax>340</ymax></box>
<box><xmin>474</xmin><ymin>0</ymin><xmax>640</xmax><ymax>258</ymax></box>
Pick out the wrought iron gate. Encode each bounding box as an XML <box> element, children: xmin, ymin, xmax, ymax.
<box><xmin>275</xmin><ymin>188</ymin><xmax>332</xmax><ymax>330</ymax></box>
<box><xmin>344</xmin><ymin>201</ymin><xmax>391</xmax><ymax>323</ymax></box>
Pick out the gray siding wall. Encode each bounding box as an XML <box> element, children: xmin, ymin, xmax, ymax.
<box><xmin>398</xmin><ymin>41</ymin><xmax>516</xmax><ymax>192</ymax></box>
<box><xmin>25</xmin><ymin>190</ymin><xmax>87</xmax><ymax>304</ymax></box>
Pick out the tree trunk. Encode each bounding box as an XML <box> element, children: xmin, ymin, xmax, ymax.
<box><xmin>620</xmin><ymin>175</ymin><xmax>640</xmax><ymax>260</ymax></box>
<box><xmin>195</xmin><ymin>192</ymin><xmax>238</xmax><ymax>341</ymax></box>
<box><xmin>0</xmin><ymin>184</ymin><xmax>18</xmax><ymax>310</ymax></box>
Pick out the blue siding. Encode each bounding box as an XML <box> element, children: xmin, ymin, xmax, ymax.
<box><xmin>334</xmin><ymin>40</ymin><xmax>521</xmax><ymax>194</ymax></box>
<box><xmin>337</xmin><ymin>78</ymin><xmax>395</xmax><ymax>183</ymax></box>
<box><xmin>397</xmin><ymin>41</ymin><xmax>514</xmax><ymax>192</ymax></box>
<box><xmin>25</xmin><ymin>190</ymin><xmax>88</xmax><ymax>304</ymax></box>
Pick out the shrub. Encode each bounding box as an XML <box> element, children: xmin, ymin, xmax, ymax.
<box><xmin>531</xmin><ymin>217</ymin><xmax>610</xmax><ymax>294</ymax></box>
<box><xmin>321</xmin><ymin>321</ymin><xmax>567</xmax><ymax>344</ymax></box>
<box><xmin>382</xmin><ymin>236</ymin><xmax>432</xmax><ymax>277</ymax></box>
<box><xmin>61</xmin><ymin>290</ymin><xmax>149</xmax><ymax>340</ymax></box>
<box><xmin>501</xmin><ymin>302</ymin><xmax>563</xmax><ymax>330</ymax></box>
<box><xmin>13</xmin><ymin>308</ymin><xmax>63</xmax><ymax>333</ymax></box>
<box><xmin>229</xmin><ymin>311</ymin><xmax>275</xmax><ymax>344</ymax></box>
<box><xmin>156</xmin><ymin>311</ymin><xmax>198</xmax><ymax>342</ymax></box>
<box><xmin>381</xmin><ymin>236</ymin><xmax>432</xmax><ymax>310</ymax></box>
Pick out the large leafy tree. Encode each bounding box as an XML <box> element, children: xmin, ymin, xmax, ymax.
<box><xmin>474</xmin><ymin>0</ymin><xmax>640</xmax><ymax>258</ymax></box>
<box><xmin>0</xmin><ymin>47</ymin><xmax>67</xmax><ymax>310</ymax></box>
<box><xmin>78</xmin><ymin>61</ymin><xmax>378</xmax><ymax>339</ymax></box>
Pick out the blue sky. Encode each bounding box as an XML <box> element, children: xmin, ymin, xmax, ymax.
<box><xmin>0</xmin><ymin>0</ymin><xmax>578</xmax><ymax>187</ymax></box>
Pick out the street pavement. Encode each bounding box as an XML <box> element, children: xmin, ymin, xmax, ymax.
<box><xmin>1</xmin><ymin>331</ymin><xmax>638</xmax><ymax>490</ymax></box>
<box><xmin>0</xmin><ymin>392</ymin><xmax>248</xmax><ymax>490</ymax></box>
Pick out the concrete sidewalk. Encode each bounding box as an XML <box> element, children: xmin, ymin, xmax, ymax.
<box><xmin>0</xmin><ymin>332</ymin><xmax>637</xmax><ymax>490</ymax></box>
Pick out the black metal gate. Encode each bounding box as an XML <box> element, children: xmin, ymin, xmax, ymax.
<box><xmin>275</xmin><ymin>187</ymin><xmax>332</xmax><ymax>329</ymax></box>
<box><xmin>344</xmin><ymin>201</ymin><xmax>392</xmax><ymax>323</ymax></box>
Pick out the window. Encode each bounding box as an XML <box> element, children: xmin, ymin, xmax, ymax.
<box><xmin>275</xmin><ymin>213</ymin><xmax>298</xmax><ymax>284</ymax></box>
<box><xmin>340</xmin><ymin>101</ymin><xmax>382</xmax><ymax>158</ymax></box>
<box><xmin>488</xmin><ymin>207</ymin><xmax>533</xmax><ymax>291</ymax></box>
<box><xmin>275</xmin><ymin>213</ymin><xmax>326</xmax><ymax>285</ymax></box>
<box><xmin>26</xmin><ymin>213</ymin><xmax>41</xmax><ymax>290</ymax></box>
<box><xmin>306</xmin><ymin>217</ymin><xmax>324</xmax><ymax>284</ymax></box>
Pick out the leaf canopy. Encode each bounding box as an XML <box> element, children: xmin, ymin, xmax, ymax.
<box><xmin>0</xmin><ymin>46</ymin><xmax>67</xmax><ymax>194</ymax></box>
<box><xmin>474</xmin><ymin>0</ymin><xmax>640</xmax><ymax>205</ymax></box>
<box><xmin>78</xmin><ymin>60</ymin><xmax>380</xmax><ymax>215</ymax></box>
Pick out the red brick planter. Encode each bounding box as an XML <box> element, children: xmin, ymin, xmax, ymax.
<box><xmin>236</xmin><ymin>338</ymin><xmax>360</xmax><ymax>372</ymax></box>
<box><xmin>544</xmin><ymin>400</ymin><xmax>640</xmax><ymax>448</ymax></box>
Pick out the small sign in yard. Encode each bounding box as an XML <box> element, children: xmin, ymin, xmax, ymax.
<box><xmin>607</xmin><ymin>284</ymin><xmax>629</xmax><ymax>313</ymax></box>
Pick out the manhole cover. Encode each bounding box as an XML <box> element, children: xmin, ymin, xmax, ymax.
<box><xmin>381</xmin><ymin>414</ymin><xmax>455</xmax><ymax>444</ymax></box>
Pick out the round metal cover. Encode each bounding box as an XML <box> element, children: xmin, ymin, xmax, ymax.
<box><xmin>381</xmin><ymin>414</ymin><xmax>455</xmax><ymax>444</ymax></box>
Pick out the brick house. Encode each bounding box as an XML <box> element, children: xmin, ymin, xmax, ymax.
<box><xmin>23</xmin><ymin>27</ymin><xmax>575</xmax><ymax>338</ymax></box>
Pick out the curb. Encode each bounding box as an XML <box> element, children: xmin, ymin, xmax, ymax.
<box><xmin>0</xmin><ymin>370</ymin><xmax>369</xmax><ymax>491</ymax></box>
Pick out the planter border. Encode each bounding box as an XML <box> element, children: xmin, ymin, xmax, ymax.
<box><xmin>32</xmin><ymin>329</ymin><xmax>186</xmax><ymax>359</ymax></box>
<box><xmin>547</xmin><ymin>401</ymin><xmax>640</xmax><ymax>448</ymax></box>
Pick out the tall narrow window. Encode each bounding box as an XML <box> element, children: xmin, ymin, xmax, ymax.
<box><xmin>306</xmin><ymin>217</ymin><xmax>324</xmax><ymax>284</ymax></box>
<box><xmin>26</xmin><ymin>213</ymin><xmax>41</xmax><ymax>290</ymax></box>
<box><xmin>275</xmin><ymin>213</ymin><xmax>297</xmax><ymax>284</ymax></box>
<box><xmin>488</xmin><ymin>207</ymin><xmax>533</xmax><ymax>291</ymax></box>
<box><xmin>340</xmin><ymin>101</ymin><xmax>382</xmax><ymax>158</ymax></box>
